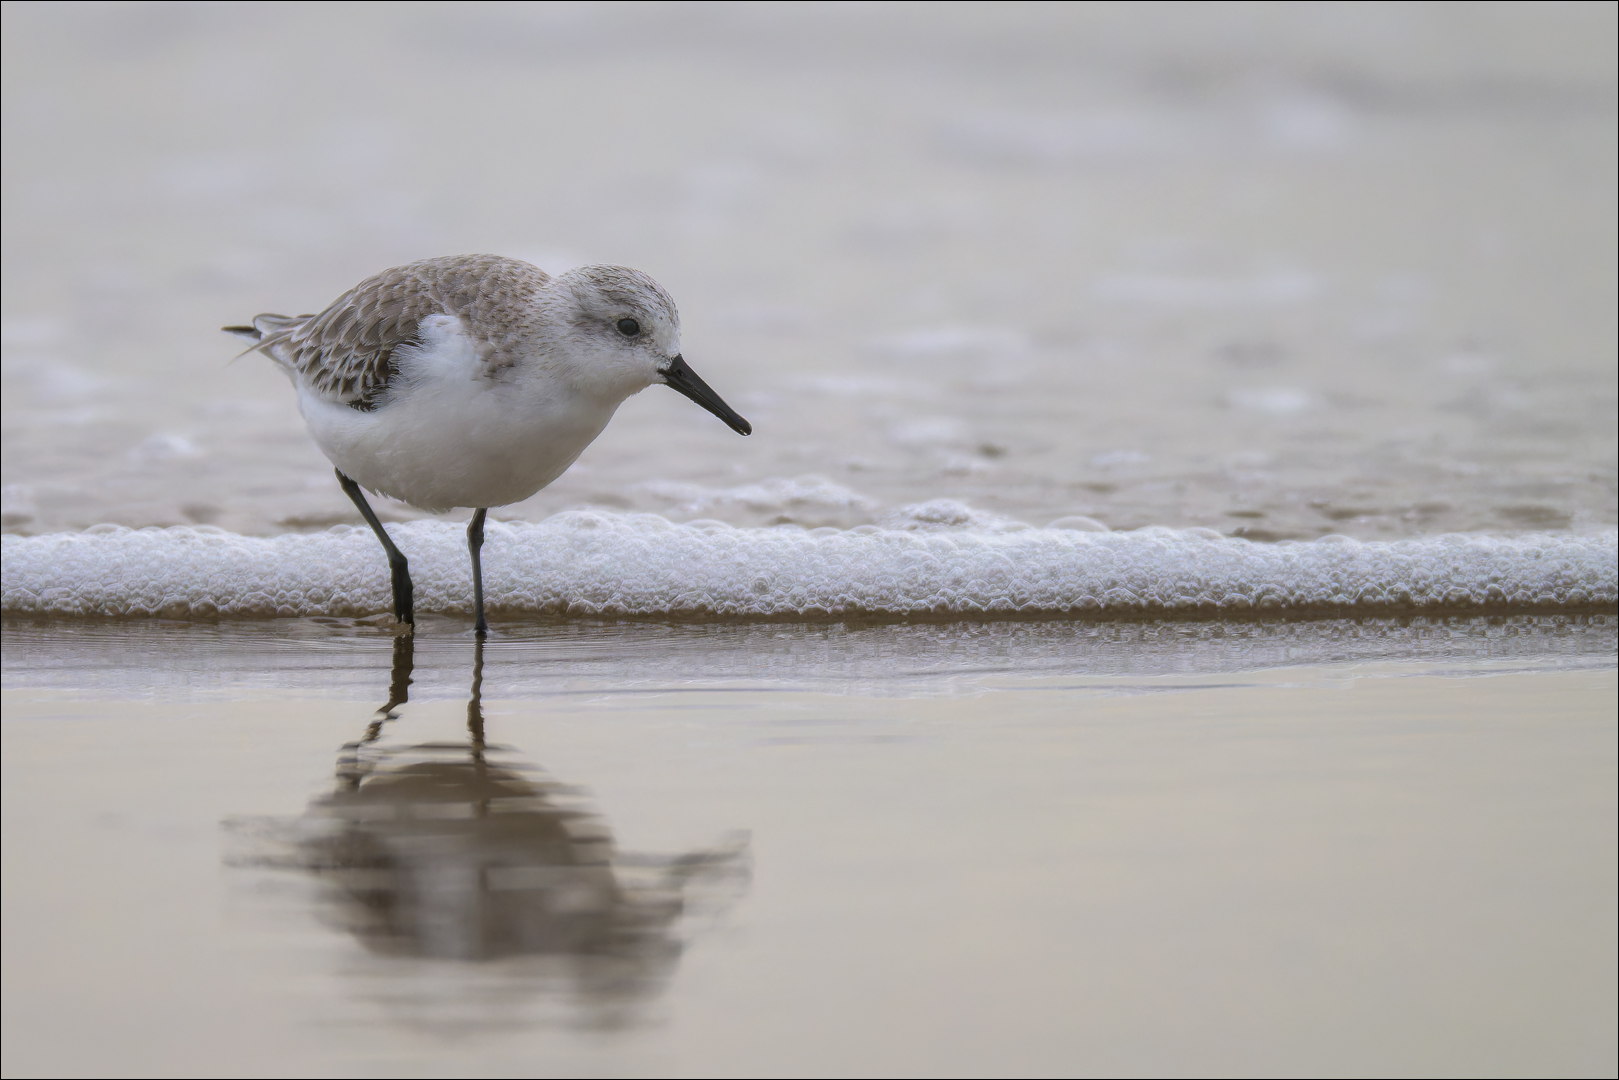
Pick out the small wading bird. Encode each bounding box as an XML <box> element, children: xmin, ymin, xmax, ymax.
<box><xmin>227</xmin><ymin>255</ymin><xmax>751</xmax><ymax>635</ymax></box>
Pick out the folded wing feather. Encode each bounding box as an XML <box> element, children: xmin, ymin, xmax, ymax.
<box><xmin>223</xmin><ymin>255</ymin><xmax>551</xmax><ymax>412</ymax></box>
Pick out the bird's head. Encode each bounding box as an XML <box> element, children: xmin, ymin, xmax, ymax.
<box><xmin>552</xmin><ymin>265</ymin><xmax>751</xmax><ymax>435</ymax></box>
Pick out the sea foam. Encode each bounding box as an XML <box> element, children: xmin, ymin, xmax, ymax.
<box><xmin>2</xmin><ymin>507</ymin><xmax>1613</xmax><ymax>620</ymax></box>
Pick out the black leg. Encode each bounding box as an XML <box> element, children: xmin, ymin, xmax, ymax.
<box><xmin>468</xmin><ymin>507</ymin><xmax>489</xmax><ymax>636</ymax></box>
<box><xmin>337</xmin><ymin>469</ymin><xmax>414</xmax><ymax>629</ymax></box>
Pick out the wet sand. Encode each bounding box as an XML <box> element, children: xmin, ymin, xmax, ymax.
<box><xmin>3</xmin><ymin>623</ymin><xmax>1614</xmax><ymax>1077</ymax></box>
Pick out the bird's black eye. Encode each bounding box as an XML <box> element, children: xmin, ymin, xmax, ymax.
<box><xmin>616</xmin><ymin>318</ymin><xmax>641</xmax><ymax>337</ymax></box>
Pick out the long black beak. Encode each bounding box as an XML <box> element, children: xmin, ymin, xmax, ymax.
<box><xmin>660</xmin><ymin>354</ymin><xmax>752</xmax><ymax>435</ymax></box>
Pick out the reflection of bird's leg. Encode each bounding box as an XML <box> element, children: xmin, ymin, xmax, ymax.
<box><xmin>468</xmin><ymin>635</ymin><xmax>489</xmax><ymax>816</ymax></box>
<box><xmin>338</xmin><ymin>469</ymin><xmax>414</xmax><ymax>629</ymax></box>
<box><xmin>376</xmin><ymin>633</ymin><xmax>415</xmax><ymax>721</ymax></box>
<box><xmin>468</xmin><ymin>507</ymin><xmax>489</xmax><ymax>636</ymax></box>
<box><xmin>468</xmin><ymin>634</ymin><xmax>487</xmax><ymax>751</ymax></box>
<box><xmin>339</xmin><ymin>633</ymin><xmax>416</xmax><ymax>789</ymax></box>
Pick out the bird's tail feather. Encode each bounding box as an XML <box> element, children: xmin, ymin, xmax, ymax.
<box><xmin>222</xmin><ymin>313</ymin><xmax>312</xmax><ymax>363</ymax></box>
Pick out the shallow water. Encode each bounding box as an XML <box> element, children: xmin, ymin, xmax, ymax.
<box><xmin>3</xmin><ymin>621</ymin><xmax>1616</xmax><ymax>1076</ymax></box>
<box><xmin>2</xmin><ymin>4</ymin><xmax>1615</xmax><ymax>540</ymax></box>
<box><xmin>3</xmin><ymin>613</ymin><xmax>1615</xmax><ymax>700</ymax></box>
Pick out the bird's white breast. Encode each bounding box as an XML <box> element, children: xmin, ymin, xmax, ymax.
<box><xmin>298</xmin><ymin>315</ymin><xmax>623</xmax><ymax>511</ymax></box>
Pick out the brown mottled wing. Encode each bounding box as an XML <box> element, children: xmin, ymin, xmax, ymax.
<box><xmin>245</xmin><ymin>255</ymin><xmax>550</xmax><ymax>410</ymax></box>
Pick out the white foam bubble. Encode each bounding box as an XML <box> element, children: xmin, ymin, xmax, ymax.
<box><xmin>2</xmin><ymin>513</ymin><xmax>1613</xmax><ymax>620</ymax></box>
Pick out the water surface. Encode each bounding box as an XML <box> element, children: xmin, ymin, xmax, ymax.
<box><xmin>3</xmin><ymin>620</ymin><xmax>1615</xmax><ymax>1076</ymax></box>
<box><xmin>3</xmin><ymin>4</ymin><xmax>1614</xmax><ymax>540</ymax></box>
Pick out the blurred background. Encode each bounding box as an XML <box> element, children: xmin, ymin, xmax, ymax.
<box><xmin>3</xmin><ymin>1</ymin><xmax>1615</xmax><ymax>539</ymax></box>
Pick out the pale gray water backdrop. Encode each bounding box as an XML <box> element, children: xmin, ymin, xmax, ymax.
<box><xmin>2</xmin><ymin>3</ymin><xmax>1614</xmax><ymax>540</ymax></box>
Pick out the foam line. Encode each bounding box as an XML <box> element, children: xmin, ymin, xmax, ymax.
<box><xmin>3</xmin><ymin>511</ymin><xmax>1614</xmax><ymax>620</ymax></box>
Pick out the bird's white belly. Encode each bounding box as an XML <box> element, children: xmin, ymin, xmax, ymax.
<box><xmin>299</xmin><ymin>378</ymin><xmax>616</xmax><ymax>512</ymax></box>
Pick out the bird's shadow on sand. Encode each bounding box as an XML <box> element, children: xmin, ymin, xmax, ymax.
<box><xmin>224</xmin><ymin>634</ymin><xmax>750</xmax><ymax>1034</ymax></box>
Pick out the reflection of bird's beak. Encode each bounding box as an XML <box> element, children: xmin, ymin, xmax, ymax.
<box><xmin>660</xmin><ymin>355</ymin><xmax>752</xmax><ymax>436</ymax></box>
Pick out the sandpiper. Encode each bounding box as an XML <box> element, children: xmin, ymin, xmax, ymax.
<box><xmin>227</xmin><ymin>254</ymin><xmax>751</xmax><ymax>635</ymax></box>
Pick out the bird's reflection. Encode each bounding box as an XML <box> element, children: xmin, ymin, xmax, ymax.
<box><xmin>229</xmin><ymin>632</ymin><xmax>748</xmax><ymax>1030</ymax></box>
